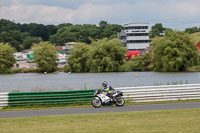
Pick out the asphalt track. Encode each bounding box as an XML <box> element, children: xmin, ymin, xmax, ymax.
<box><xmin>0</xmin><ymin>102</ymin><xmax>200</xmax><ymax>118</ymax></box>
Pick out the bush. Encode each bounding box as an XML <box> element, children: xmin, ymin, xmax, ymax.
<box><xmin>64</xmin><ymin>65</ymin><xmax>71</xmax><ymax>73</ymax></box>
<box><xmin>0</xmin><ymin>43</ymin><xmax>16</xmax><ymax>73</ymax></box>
<box><xmin>32</xmin><ymin>42</ymin><xmax>58</xmax><ymax>73</ymax></box>
<box><xmin>152</xmin><ymin>30</ymin><xmax>198</xmax><ymax>72</ymax></box>
<box><xmin>119</xmin><ymin>52</ymin><xmax>153</xmax><ymax>72</ymax></box>
<box><xmin>119</xmin><ymin>61</ymin><xmax>135</xmax><ymax>72</ymax></box>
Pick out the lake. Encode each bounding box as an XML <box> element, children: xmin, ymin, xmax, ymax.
<box><xmin>0</xmin><ymin>72</ymin><xmax>200</xmax><ymax>92</ymax></box>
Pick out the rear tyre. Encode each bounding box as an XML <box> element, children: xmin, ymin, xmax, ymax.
<box><xmin>115</xmin><ymin>96</ymin><xmax>125</xmax><ymax>107</ymax></box>
<box><xmin>91</xmin><ymin>97</ymin><xmax>102</xmax><ymax>108</ymax></box>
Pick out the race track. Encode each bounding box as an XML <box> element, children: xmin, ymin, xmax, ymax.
<box><xmin>0</xmin><ymin>102</ymin><xmax>200</xmax><ymax>118</ymax></box>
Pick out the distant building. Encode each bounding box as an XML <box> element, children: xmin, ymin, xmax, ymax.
<box><xmin>146</xmin><ymin>46</ymin><xmax>153</xmax><ymax>53</ymax></box>
<box><xmin>22</xmin><ymin>49</ymin><xmax>32</xmax><ymax>53</ymax></box>
<box><xmin>118</xmin><ymin>23</ymin><xmax>150</xmax><ymax>52</ymax></box>
<box><xmin>64</xmin><ymin>42</ymin><xmax>78</xmax><ymax>54</ymax></box>
<box><xmin>14</xmin><ymin>52</ymin><xmax>27</xmax><ymax>61</ymax></box>
<box><xmin>57</xmin><ymin>53</ymin><xmax>67</xmax><ymax>65</ymax></box>
<box><xmin>55</xmin><ymin>46</ymin><xmax>65</xmax><ymax>52</ymax></box>
<box><xmin>55</xmin><ymin>46</ymin><xmax>67</xmax><ymax>54</ymax></box>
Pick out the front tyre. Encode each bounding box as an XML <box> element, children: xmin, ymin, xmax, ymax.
<box><xmin>91</xmin><ymin>97</ymin><xmax>102</xmax><ymax>108</ymax></box>
<box><xmin>115</xmin><ymin>96</ymin><xmax>125</xmax><ymax>107</ymax></box>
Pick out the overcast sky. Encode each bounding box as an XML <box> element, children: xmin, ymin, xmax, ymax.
<box><xmin>0</xmin><ymin>0</ymin><xmax>200</xmax><ymax>30</ymax></box>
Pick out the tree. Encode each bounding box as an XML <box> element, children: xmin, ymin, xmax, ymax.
<box><xmin>99</xmin><ymin>21</ymin><xmax>107</xmax><ymax>29</ymax></box>
<box><xmin>23</xmin><ymin>36</ymin><xmax>41</xmax><ymax>49</ymax></box>
<box><xmin>119</xmin><ymin>52</ymin><xmax>153</xmax><ymax>72</ymax></box>
<box><xmin>0</xmin><ymin>19</ymin><xmax>19</xmax><ymax>33</ymax></box>
<box><xmin>185</xmin><ymin>27</ymin><xmax>199</xmax><ymax>34</ymax></box>
<box><xmin>52</xmin><ymin>25</ymin><xmax>80</xmax><ymax>45</ymax></box>
<box><xmin>65</xmin><ymin>38</ymin><xmax>126</xmax><ymax>72</ymax></box>
<box><xmin>0</xmin><ymin>43</ymin><xmax>16</xmax><ymax>73</ymax></box>
<box><xmin>20</xmin><ymin>23</ymin><xmax>38</xmax><ymax>33</ymax></box>
<box><xmin>30</xmin><ymin>24</ymin><xmax>49</xmax><ymax>41</ymax></box>
<box><xmin>32</xmin><ymin>42</ymin><xmax>58</xmax><ymax>72</ymax></box>
<box><xmin>150</xmin><ymin>23</ymin><xmax>166</xmax><ymax>38</ymax></box>
<box><xmin>81</xmin><ymin>24</ymin><xmax>101</xmax><ymax>42</ymax></box>
<box><xmin>52</xmin><ymin>24</ymin><xmax>101</xmax><ymax>45</ymax></box>
<box><xmin>87</xmin><ymin>38</ymin><xmax>126</xmax><ymax>72</ymax></box>
<box><xmin>131</xmin><ymin>52</ymin><xmax>153</xmax><ymax>71</ymax></box>
<box><xmin>58</xmin><ymin>23</ymin><xmax>73</xmax><ymax>29</ymax></box>
<box><xmin>65</xmin><ymin>43</ymin><xmax>90</xmax><ymax>72</ymax></box>
<box><xmin>152</xmin><ymin>30</ymin><xmax>198</xmax><ymax>72</ymax></box>
<box><xmin>102</xmin><ymin>24</ymin><xmax>122</xmax><ymax>38</ymax></box>
<box><xmin>46</xmin><ymin>25</ymin><xmax>58</xmax><ymax>36</ymax></box>
<box><xmin>0</xmin><ymin>30</ymin><xmax>23</xmax><ymax>51</ymax></box>
<box><xmin>49</xmin><ymin>34</ymin><xmax>58</xmax><ymax>45</ymax></box>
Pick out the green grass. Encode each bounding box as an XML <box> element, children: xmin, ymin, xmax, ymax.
<box><xmin>190</xmin><ymin>32</ymin><xmax>200</xmax><ymax>44</ymax></box>
<box><xmin>1</xmin><ymin>103</ymin><xmax>92</xmax><ymax>111</ymax></box>
<box><xmin>0</xmin><ymin>108</ymin><xmax>200</xmax><ymax>133</ymax></box>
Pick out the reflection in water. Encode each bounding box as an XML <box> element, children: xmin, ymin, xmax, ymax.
<box><xmin>0</xmin><ymin>72</ymin><xmax>200</xmax><ymax>92</ymax></box>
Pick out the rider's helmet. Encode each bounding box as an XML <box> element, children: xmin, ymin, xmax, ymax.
<box><xmin>102</xmin><ymin>81</ymin><xmax>108</xmax><ymax>88</ymax></box>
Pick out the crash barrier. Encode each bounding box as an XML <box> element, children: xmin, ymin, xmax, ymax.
<box><xmin>0</xmin><ymin>89</ymin><xmax>95</xmax><ymax>108</ymax></box>
<box><xmin>115</xmin><ymin>84</ymin><xmax>200</xmax><ymax>102</ymax></box>
<box><xmin>1</xmin><ymin>84</ymin><xmax>200</xmax><ymax>109</ymax></box>
<box><xmin>0</xmin><ymin>92</ymin><xmax>8</xmax><ymax>109</ymax></box>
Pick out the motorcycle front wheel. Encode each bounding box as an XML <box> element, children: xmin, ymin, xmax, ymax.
<box><xmin>115</xmin><ymin>96</ymin><xmax>125</xmax><ymax>107</ymax></box>
<box><xmin>91</xmin><ymin>97</ymin><xmax>102</xmax><ymax>108</ymax></box>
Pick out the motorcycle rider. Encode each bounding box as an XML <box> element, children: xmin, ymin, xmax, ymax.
<box><xmin>102</xmin><ymin>81</ymin><xmax>115</xmax><ymax>100</ymax></box>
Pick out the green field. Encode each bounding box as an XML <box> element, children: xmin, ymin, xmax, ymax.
<box><xmin>1</xmin><ymin>108</ymin><xmax>200</xmax><ymax>133</ymax></box>
<box><xmin>190</xmin><ymin>32</ymin><xmax>200</xmax><ymax>44</ymax></box>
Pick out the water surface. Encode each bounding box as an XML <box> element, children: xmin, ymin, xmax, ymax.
<box><xmin>0</xmin><ymin>72</ymin><xmax>200</xmax><ymax>92</ymax></box>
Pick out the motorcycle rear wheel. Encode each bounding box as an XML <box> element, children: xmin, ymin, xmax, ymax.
<box><xmin>115</xmin><ymin>96</ymin><xmax>125</xmax><ymax>107</ymax></box>
<box><xmin>91</xmin><ymin>97</ymin><xmax>102</xmax><ymax>108</ymax></box>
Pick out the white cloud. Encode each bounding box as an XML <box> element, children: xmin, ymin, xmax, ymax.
<box><xmin>69</xmin><ymin>3</ymin><xmax>111</xmax><ymax>23</ymax></box>
<box><xmin>0</xmin><ymin>0</ymin><xmax>200</xmax><ymax>29</ymax></box>
<box><xmin>0</xmin><ymin>2</ymin><xmax>112</xmax><ymax>24</ymax></box>
<box><xmin>0</xmin><ymin>2</ymin><xmax>73</xmax><ymax>24</ymax></box>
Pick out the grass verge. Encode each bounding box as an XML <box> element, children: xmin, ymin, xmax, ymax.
<box><xmin>0</xmin><ymin>108</ymin><xmax>200</xmax><ymax>133</ymax></box>
<box><xmin>1</xmin><ymin>103</ymin><xmax>92</xmax><ymax>111</ymax></box>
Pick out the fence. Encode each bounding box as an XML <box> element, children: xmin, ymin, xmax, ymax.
<box><xmin>0</xmin><ymin>89</ymin><xmax>95</xmax><ymax>109</ymax></box>
<box><xmin>115</xmin><ymin>84</ymin><xmax>200</xmax><ymax>102</ymax></box>
<box><xmin>0</xmin><ymin>92</ymin><xmax>8</xmax><ymax>109</ymax></box>
<box><xmin>1</xmin><ymin>84</ymin><xmax>200</xmax><ymax>109</ymax></box>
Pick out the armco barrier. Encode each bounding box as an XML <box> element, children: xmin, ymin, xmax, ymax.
<box><xmin>1</xmin><ymin>84</ymin><xmax>200</xmax><ymax>109</ymax></box>
<box><xmin>0</xmin><ymin>92</ymin><xmax>8</xmax><ymax>109</ymax></box>
<box><xmin>115</xmin><ymin>84</ymin><xmax>200</xmax><ymax>102</ymax></box>
<box><xmin>8</xmin><ymin>89</ymin><xmax>96</xmax><ymax>107</ymax></box>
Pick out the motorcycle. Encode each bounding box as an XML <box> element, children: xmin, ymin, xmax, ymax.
<box><xmin>91</xmin><ymin>89</ymin><xmax>125</xmax><ymax>108</ymax></box>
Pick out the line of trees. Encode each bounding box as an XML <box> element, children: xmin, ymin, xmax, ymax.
<box><xmin>1</xmin><ymin>19</ymin><xmax>199</xmax><ymax>52</ymax></box>
<box><xmin>185</xmin><ymin>27</ymin><xmax>200</xmax><ymax>34</ymax></box>
<box><xmin>0</xmin><ymin>38</ymin><xmax>126</xmax><ymax>73</ymax></box>
<box><xmin>150</xmin><ymin>23</ymin><xmax>200</xmax><ymax>36</ymax></box>
<box><xmin>0</xmin><ymin>19</ymin><xmax>200</xmax><ymax>73</ymax></box>
<box><xmin>0</xmin><ymin>19</ymin><xmax>122</xmax><ymax>51</ymax></box>
<box><xmin>0</xmin><ymin>30</ymin><xmax>199</xmax><ymax>74</ymax></box>
<box><xmin>64</xmin><ymin>38</ymin><xmax>126</xmax><ymax>72</ymax></box>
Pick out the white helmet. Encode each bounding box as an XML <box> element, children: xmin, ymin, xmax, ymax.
<box><xmin>102</xmin><ymin>81</ymin><xmax>108</xmax><ymax>88</ymax></box>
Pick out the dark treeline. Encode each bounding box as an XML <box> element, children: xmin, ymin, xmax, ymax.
<box><xmin>0</xmin><ymin>19</ymin><xmax>122</xmax><ymax>51</ymax></box>
<box><xmin>185</xmin><ymin>27</ymin><xmax>200</xmax><ymax>34</ymax></box>
<box><xmin>149</xmin><ymin>23</ymin><xmax>200</xmax><ymax>37</ymax></box>
<box><xmin>0</xmin><ymin>19</ymin><xmax>199</xmax><ymax>52</ymax></box>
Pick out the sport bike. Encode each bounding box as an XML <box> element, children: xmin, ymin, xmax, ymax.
<box><xmin>91</xmin><ymin>89</ymin><xmax>125</xmax><ymax>108</ymax></box>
